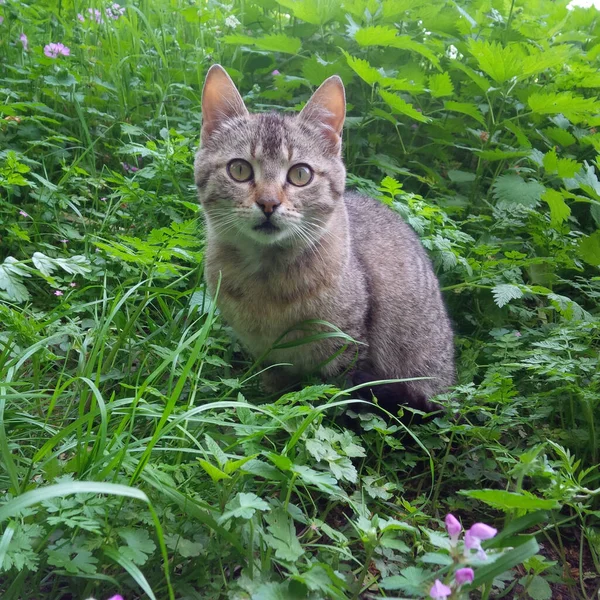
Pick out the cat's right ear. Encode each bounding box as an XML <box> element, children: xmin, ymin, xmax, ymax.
<box><xmin>201</xmin><ymin>65</ymin><xmax>248</xmax><ymax>141</ymax></box>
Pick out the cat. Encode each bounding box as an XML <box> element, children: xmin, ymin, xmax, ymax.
<box><xmin>194</xmin><ymin>64</ymin><xmax>455</xmax><ymax>413</ymax></box>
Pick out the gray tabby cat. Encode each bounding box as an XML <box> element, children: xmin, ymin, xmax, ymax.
<box><xmin>194</xmin><ymin>65</ymin><xmax>454</xmax><ymax>413</ymax></box>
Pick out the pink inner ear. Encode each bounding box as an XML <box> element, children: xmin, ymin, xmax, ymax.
<box><xmin>300</xmin><ymin>76</ymin><xmax>346</xmax><ymax>138</ymax></box>
<box><xmin>201</xmin><ymin>66</ymin><xmax>248</xmax><ymax>139</ymax></box>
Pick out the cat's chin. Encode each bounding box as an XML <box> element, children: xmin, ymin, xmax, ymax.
<box><xmin>243</xmin><ymin>223</ymin><xmax>291</xmax><ymax>245</ymax></box>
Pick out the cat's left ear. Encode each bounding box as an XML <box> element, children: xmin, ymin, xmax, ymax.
<box><xmin>299</xmin><ymin>76</ymin><xmax>345</xmax><ymax>151</ymax></box>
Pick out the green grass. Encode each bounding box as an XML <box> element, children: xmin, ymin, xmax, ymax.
<box><xmin>1</xmin><ymin>0</ymin><xmax>600</xmax><ymax>598</ymax></box>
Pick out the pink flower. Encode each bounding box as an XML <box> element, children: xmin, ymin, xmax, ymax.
<box><xmin>100</xmin><ymin>196</ymin><xmax>107</xmax><ymax>202</ymax></box>
<box><xmin>515</xmin><ymin>331</ymin><xmax>522</xmax><ymax>337</ymax></box>
<box><xmin>44</xmin><ymin>43</ymin><xmax>70</xmax><ymax>58</ymax></box>
<box><xmin>469</xmin><ymin>523</ymin><xmax>497</xmax><ymax>540</ymax></box>
<box><xmin>59</xmin><ymin>239</ymin><xmax>69</xmax><ymax>243</ymax></box>
<box><xmin>455</xmin><ymin>567</ymin><xmax>474</xmax><ymax>585</ymax></box>
<box><xmin>106</xmin><ymin>3</ymin><xmax>125</xmax><ymax>19</ymax></box>
<box><xmin>77</xmin><ymin>13</ymin><xmax>85</xmax><ymax>22</ymax></box>
<box><xmin>54</xmin><ymin>290</ymin><xmax>63</xmax><ymax>296</ymax></box>
<box><xmin>122</xmin><ymin>162</ymin><xmax>139</xmax><ymax>173</ymax></box>
<box><xmin>69</xmin><ymin>282</ymin><xmax>77</xmax><ymax>287</ymax></box>
<box><xmin>107</xmin><ymin>596</ymin><xmax>124</xmax><ymax>600</ymax></box>
<box><xmin>19</xmin><ymin>210</ymin><xmax>30</xmax><ymax>217</ymax></box>
<box><xmin>20</xmin><ymin>33</ymin><xmax>28</xmax><ymax>51</ymax></box>
<box><xmin>429</xmin><ymin>579</ymin><xmax>452</xmax><ymax>600</ymax></box>
<box><xmin>464</xmin><ymin>523</ymin><xmax>497</xmax><ymax>560</ymax></box>
<box><xmin>271</xmin><ymin>69</ymin><xmax>280</xmax><ymax>76</ymax></box>
<box><xmin>445</xmin><ymin>514</ymin><xmax>461</xmax><ymax>538</ymax></box>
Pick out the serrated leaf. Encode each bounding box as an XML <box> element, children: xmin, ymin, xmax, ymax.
<box><xmin>118</xmin><ymin>527</ymin><xmax>156</xmax><ymax>566</ymax></box>
<box><xmin>342</xmin><ymin>51</ymin><xmax>380</xmax><ymax>85</ymax></box>
<box><xmin>478</xmin><ymin>149</ymin><xmax>530</xmax><ymax>161</ymax></box>
<box><xmin>492</xmin><ymin>284</ymin><xmax>523</xmax><ymax>308</ymax></box>
<box><xmin>528</xmin><ymin>92</ymin><xmax>600</xmax><ymax>123</ymax></box>
<box><xmin>379</xmin><ymin>90</ymin><xmax>430</xmax><ymax>123</ymax></box>
<box><xmin>461</xmin><ymin>489</ymin><xmax>560</xmax><ymax>511</ymax></box>
<box><xmin>429</xmin><ymin>72</ymin><xmax>454</xmax><ymax>98</ymax></box>
<box><xmin>556</xmin><ymin>158</ymin><xmax>582</xmax><ymax>178</ymax></box>
<box><xmin>543</xmin><ymin>148</ymin><xmax>559</xmax><ymax>174</ymax></box>
<box><xmin>444</xmin><ymin>101</ymin><xmax>485</xmax><ymax>126</ymax></box>
<box><xmin>542</xmin><ymin>189</ymin><xmax>571</xmax><ymax>226</ymax></box>
<box><xmin>544</xmin><ymin>127</ymin><xmax>576</xmax><ymax>147</ymax></box>
<box><xmin>492</xmin><ymin>174</ymin><xmax>545</xmax><ymax>207</ymax></box>
<box><xmin>578</xmin><ymin>230</ymin><xmax>600</xmax><ymax>266</ymax></box>
<box><xmin>355</xmin><ymin>26</ymin><xmax>440</xmax><ymax>68</ymax></box>
<box><xmin>468</xmin><ymin>39</ymin><xmax>524</xmax><ymax>84</ymax></box>
<box><xmin>223</xmin><ymin>33</ymin><xmax>301</xmax><ymax>55</ymax></box>
<box><xmin>263</xmin><ymin>508</ymin><xmax>304</xmax><ymax>562</ymax></box>
<box><xmin>275</xmin><ymin>0</ymin><xmax>340</xmax><ymax>25</ymax></box>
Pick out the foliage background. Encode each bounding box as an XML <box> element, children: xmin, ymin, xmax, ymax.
<box><xmin>0</xmin><ymin>0</ymin><xmax>599</xmax><ymax>598</ymax></box>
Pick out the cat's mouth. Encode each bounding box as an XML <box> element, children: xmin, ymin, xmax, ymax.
<box><xmin>253</xmin><ymin>221</ymin><xmax>279</xmax><ymax>234</ymax></box>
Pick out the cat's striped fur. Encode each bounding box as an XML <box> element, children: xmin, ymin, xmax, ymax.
<box><xmin>194</xmin><ymin>65</ymin><xmax>454</xmax><ymax>412</ymax></box>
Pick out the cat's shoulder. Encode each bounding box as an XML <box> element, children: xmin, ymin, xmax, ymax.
<box><xmin>343</xmin><ymin>190</ymin><xmax>410</xmax><ymax>229</ymax></box>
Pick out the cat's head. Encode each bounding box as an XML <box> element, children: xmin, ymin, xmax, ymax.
<box><xmin>195</xmin><ymin>65</ymin><xmax>346</xmax><ymax>247</ymax></box>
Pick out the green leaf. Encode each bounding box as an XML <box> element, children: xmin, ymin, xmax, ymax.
<box><xmin>544</xmin><ymin>127</ymin><xmax>576</xmax><ymax>147</ymax></box>
<box><xmin>542</xmin><ymin>189</ymin><xmax>571</xmax><ymax>226</ymax></box>
<box><xmin>355</xmin><ymin>26</ymin><xmax>440</xmax><ymax>69</ymax></box>
<box><xmin>429</xmin><ymin>72</ymin><xmax>454</xmax><ymax>98</ymax></box>
<box><xmin>379</xmin><ymin>90</ymin><xmax>430</xmax><ymax>123</ymax></box>
<box><xmin>443</xmin><ymin>101</ymin><xmax>485</xmax><ymax>126</ymax></box>
<box><xmin>578</xmin><ymin>230</ymin><xmax>600</xmax><ymax>266</ymax></box>
<box><xmin>468</xmin><ymin>39</ymin><xmax>524</xmax><ymax>84</ymax></box>
<box><xmin>275</xmin><ymin>0</ymin><xmax>340</xmax><ymax>25</ymax></box>
<box><xmin>492</xmin><ymin>284</ymin><xmax>523</xmax><ymax>308</ymax></box>
<box><xmin>528</xmin><ymin>92</ymin><xmax>600</xmax><ymax>123</ymax></box>
<box><xmin>118</xmin><ymin>527</ymin><xmax>156</xmax><ymax>566</ymax></box>
<box><xmin>469</xmin><ymin>537</ymin><xmax>539</xmax><ymax>588</ymax></box>
<box><xmin>263</xmin><ymin>508</ymin><xmax>304</xmax><ymax>562</ymax></box>
<box><xmin>342</xmin><ymin>51</ymin><xmax>380</xmax><ymax>86</ymax></box>
<box><xmin>525</xmin><ymin>574</ymin><xmax>553</xmax><ymax>600</ymax></box>
<box><xmin>223</xmin><ymin>33</ymin><xmax>301</xmax><ymax>55</ymax></box>
<box><xmin>197</xmin><ymin>459</ymin><xmax>230</xmax><ymax>483</ymax></box>
<box><xmin>380</xmin><ymin>566</ymin><xmax>431</xmax><ymax>594</ymax></box>
<box><xmin>252</xmin><ymin>582</ymin><xmax>291</xmax><ymax>600</ymax></box>
<box><xmin>478</xmin><ymin>149</ymin><xmax>530</xmax><ymax>161</ymax></box>
<box><xmin>492</xmin><ymin>174</ymin><xmax>545</xmax><ymax>207</ymax></box>
<box><xmin>461</xmin><ymin>489</ymin><xmax>560</xmax><ymax>511</ymax></box>
<box><xmin>0</xmin><ymin>257</ymin><xmax>30</xmax><ymax>302</ymax></box>
<box><xmin>218</xmin><ymin>492</ymin><xmax>270</xmax><ymax>523</ymax></box>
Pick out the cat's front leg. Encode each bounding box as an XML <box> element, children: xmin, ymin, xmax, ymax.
<box><xmin>259</xmin><ymin>366</ymin><xmax>301</xmax><ymax>396</ymax></box>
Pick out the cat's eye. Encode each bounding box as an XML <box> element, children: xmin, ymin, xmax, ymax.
<box><xmin>287</xmin><ymin>164</ymin><xmax>313</xmax><ymax>187</ymax></box>
<box><xmin>227</xmin><ymin>159</ymin><xmax>253</xmax><ymax>182</ymax></box>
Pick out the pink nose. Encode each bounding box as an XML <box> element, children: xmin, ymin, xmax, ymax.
<box><xmin>256</xmin><ymin>198</ymin><xmax>281</xmax><ymax>214</ymax></box>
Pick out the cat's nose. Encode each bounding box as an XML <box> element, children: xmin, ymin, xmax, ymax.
<box><xmin>256</xmin><ymin>198</ymin><xmax>281</xmax><ymax>215</ymax></box>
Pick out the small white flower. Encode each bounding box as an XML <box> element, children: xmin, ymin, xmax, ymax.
<box><xmin>225</xmin><ymin>15</ymin><xmax>241</xmax><ymax>29</ymax></box>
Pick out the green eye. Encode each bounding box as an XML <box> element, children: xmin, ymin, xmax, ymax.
<box><xmin>287</xmin><ymin>164</ymin><xmax>313</xmax><ymax>187</ymax></box>
<box><xmin>227</xmin><ymin>159</ymin><xmax>253</xmax><ymax>182</ymax></box>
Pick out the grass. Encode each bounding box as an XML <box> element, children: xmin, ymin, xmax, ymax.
<box><xmin>1</xmin><ymin>0</ymin><xmax>600</xmax><ymax>599</ymax></box>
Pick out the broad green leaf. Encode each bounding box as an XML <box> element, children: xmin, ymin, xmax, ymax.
<box><xmin>0</xmin><ymin>257</ymin><xmax>30</xmax><ymax>302</ymax></box>
<box><xmin>263</xmin><ymin>508</ymin><xmax>304</xmax><ymax>561</ymax></box>
<box><xmin>218</xmin><ymin>492</ymin><xmax>270</xmax><ymax>523</ymax></box>
<box><xmin>492</xmin><ymin>284</ymin><xmax>523</xmax><ymax>308</ymax></box>
<box><xmin>542</xmin><ymin>149</ymin><xmax>559</xmax><ymax>174</ymax></box>
<box><xmin>544</xmin><ymin>127</ymin><xmax>576</xmax><ymax>147</ymax></box>
<box><xmin>355</xmin><ymin>26</ymin><xmax>440</xmax><ymax>69</ymax></box>
<box><xmin>197</xmin><ymin>459</ymin><xmax>230</xmax><ymax>483</ymax></box>
<box><xmin>542</xmin><ymin>189</ymin><xmax>571</xmax><ymax>226</ymax></box>
<box><xmin>528</xmin><ymin>92</ymin><xmax>600</xmax><ymax>123</ymax></box>
<box><xmin>379</xmin><ymin>90</ymin><xmax>431</xmax><ymax>123</ymax></box>
<box><xmin>557</xmin><ymin>157</ymin><xmax>582</xmax><ymax>179</ymax></box>
<box><xmin>504</xmin><ymin>121</ymin><xmax>532</xmax><ymax>148</ymax></box>
<box><xmin>342</xmin><ymin>51</ymin><xmax>380</xmax><ymax>85</ymax></box>
<box><xmin>450</xmin><ymin>61</ymin><xmax>491</xmax><ymax>92</ymax></box>
<box><xmin>525</xmin><ymin>574</ymin><xmax>553</xmax><ymax>600</ymax></box>
<box><xmin>275</xmin><ymin>0</ymin><xmax>340</xmax><ymax>25</ymax></box>
<box><xmin>444</xmin><ymin>101</ymin><xmax>485</xmax><ymax>126</ymax></box>
<box><xmin>578</xmin><ymin>230</ymin><xmax>600</xmax><ymax>266</ymax></box>
<box><xmin>223</xmin><ymin>34</ymin><xmax>301</xmax><ymax>55</ymax></box>
<box><xmin>429</xmin><ymin>72</ymin><xmax>454</xmax><ymax>98</ymax></box>
<box><xmin>461</xmin><ymin>489</ymin><xmax>560</xmax><ymax>511</ymax></box>
<box><xmin>118</xmin><ymin>528</ymin><xmax>156</xmax><ymax>565</ymax></box>
<box><xmin>252</xmin><ymin>582</ymin><xmax>291</xmax><ymax>600</ymax></box>
<box><xmin>468</xmin><ymin>39</ymin><xmax>524</xmax><ymax>84</ymax></box>
<box><xmin>492</xmin><ymin>174</ymin><xmax>545</xmax><ymax>207</ymax></box>
<box><xmin>380</xmin><ymin>566</ymin><xmax>431</xmax><ymax>593</ymax></box>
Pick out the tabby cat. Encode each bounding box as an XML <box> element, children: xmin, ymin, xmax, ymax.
<box><xmin>194</xmin><ymin>65</ymin><xmax>454</xmax><ymax>412</ymax></box>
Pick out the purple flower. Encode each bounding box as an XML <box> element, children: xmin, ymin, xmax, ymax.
<box><xmin>429</xmin><ymin>579</ymin><xmax>452</xmax><ymax>600</ymax></box>
<box><xmin>445</xmin><ymin>514</ymin><xmax>461</xmax><ymax>538</ymax></box>
<box><xmin>271</xmin><ymin>69</ymin><xmax>280</xmax><ymax>76</ymax></box>
<box><xmin>20</xmin><ymin>33</ymin><xmax>28</xmax><ymax>51</ymax></box>
<box><xmin>69</xmin><ymin>282</ymin><xmax>77</xmax><ymax>287</ymax></box>
<box><xmin>464</xmin><ymin>523</ymin><xmax>497</xmax><ymax>560</ymax></box>
<box><xmin>107</xmin><ymin>596</ymin><xmax>124</xmax><ymax>600</ymax></box>
<box><xmin>100</xmin><ymin>196</ymin><xmax>107</xmax><ymax>202</ymax></box>
<box><xmin>88</xmin><ymin>7</ymin><xmax>104</xmax><ymax>23</ymax></box>
<box><xmin>19</xmin><ymin>210</ymin><xmax>30</xmax><ymax>217</ymax></box>
<box><xmin>515</xmin><ymin>330</ymin><xmax>522</xmax><ymax>337</ymax></box>
<box><xmin>469</xmin><ymin>523</ymin><xmax>497</xmax><ymax>540</ymax></box>
<box><xmin>455</xmin><ymin>567</ymin><xmax>474</xmax><ymax>585</ymax></box>
<box><xmin>122</xmin><ymin>162</ymin><xmax>139</xmax><ymax>173</ymax></box>
<box><xmin>77</xmin><ymin>13</ymin><xmax>85</xmax><ymax>22</ymax></box>
<box><xmin>59</xmin><ymin>238</ymin><xmax>69</xmax><ymax>243</ymax></box>
<box><xmin>44</xmin><ymin>42</ymin><xmax>70</xmax><ymax>58</ymax></box>
<box><xmin>54</xmin><ymin>290</ymin><xmax>63</xmax><ymax>296</ymax></box>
